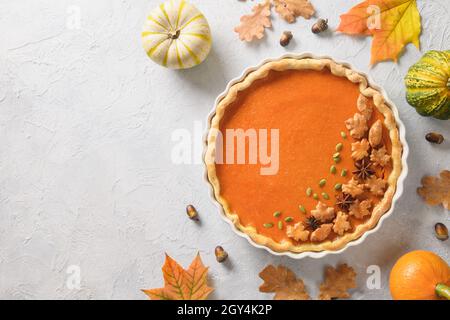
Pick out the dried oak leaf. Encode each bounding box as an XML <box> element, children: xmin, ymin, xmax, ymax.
<box><xmin>345</xmin><ymin>113</ymin><xmax>368</xmax><ymax>139</ymax></box>
<box><xmin>357</xmin><ymin>94</ymin><xmax>372</xmax><ymax>120</ymax></box>
<box><xmin>273</xmin><ymin>0</ymin><xmax>315</xmax><ymax>23</ymax></box>
<box><xmin>417</xmin><ymin>170</ymin><xmax>450</xmax><ymax>210</ymax></box>
<box><xmin>319</xmin><ymin>264</ymin><xmax>357</xmax><ymax>300</ymax></box>
<box><xmin>286</xmin><ymin>222</ymin><xmax>310</xmax><ymax>242</ymax></box>
<box><xmin>235</xmin><ymin>0</ymin><xmax>272</xmax><ymax>42</ymax></box>
<box><xmin>370</xmin><ymin>146</ymin><xmax>391</xmax><ymax>167</ymax></box>
<box><xmin>259</xmin><ymin>265</ymin><xmax>310</xmax><ymax>300</ymax></box>
<box><xmin>333</xmin><ymin>211</ymin><xmax>351</xmax><ymax>236</ymax></box>
<box><xmin>142</xmin><ymin>253</ymin><xmax>213</xmax><ymax>300</ymax></box>
<box><xmin>351</xmin><ymin>139</ymin><xmax>370</xmax><ymax>161</ymax></box>
<box><xmin>311</xmin><ymin>201</ymin><xmax>335</xmax><ymax>223</ymax></box>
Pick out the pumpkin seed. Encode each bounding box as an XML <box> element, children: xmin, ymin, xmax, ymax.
<box><xmin>341</xmin><ymin>169</ymin><xmax>347</xmax><ymax>177</ymax></box>
<box><xmin>273</xmin><ymin>211</ymin><xmax>281</xmax><ymax>218</ymax></box>
<box><xmin>333</xmin><ymin>156</ymin><xmax>341</xmax><ymax>163</ymax></box>
<box><xmin>330</xmin><ymin>165</ymin><xmax>337</xmax><ymax>174</ymax></box>
<box><xmin>285</xmin><ymin>217</ymin><xmax>293</xmax><ymax>223</ymax></box>
<box><xmin>319</xmin><ymin>179</ymin><xmax>327</xmax><ymax>187</ymax></box>
<box><xmin>299</xmin><ymin>205</ymin><xmax>306</xmax><ymax>213</ymax></box>
<box><xmin>333</xmin><ymin>152</ymin><xmax>341</xmax><ymax>159</ymax></box>
<box><xmin>263</xmin><ymin>223</ymin><xmax>274</xmax><ymax>228</ymax></box>
<box><xmin>334</xmin><ymin>183</ymin><xmax>342</xmax><ymax>191</ymax></box>
<box><xmin>336</xmin><ymin>143</ymin><xmax>343</xmax><ymax>152</ymax></box>
<box><xmin>306</xmin><ymin>187</ymin><xmax>313</xmax><ymax>197</ymax></box>
<box><xmin>278</xmin><ymin>221</ymin><xmax>283</xmax><ymax>230</ymax></box>
<box><xmin>313</xmin><ymin>193</ymin><xmax>319</xmax><ymax>200</ymax></box>
<box><xmin>322</xmin><ymin>192</ymin><xmax>330</xmax><ymax>200</ymax></box>
<box><xmin>341</xmin><ymin>131</ymin><xmax>347</xmax><ymax>139</ymax></box>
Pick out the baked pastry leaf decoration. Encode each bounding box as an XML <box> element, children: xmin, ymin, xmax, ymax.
<box><xmin>351</xmin><ymin>139</ymin><xmax>370</xmax><ymax>161</ymax></box>
<box><xmin>342</xmin><ymin>177</ymin><xmax>365</xmax><ymax>197</ymax></box>
<box><xmin>235</xmin><ymin>0</ymin><xmax>272</xmax><ymax>42</ymax></box>
<box><xmin>368</xmin><ymin>120</ymin><xmax>383</xmax><ymax>147</ymax></box>
<box><xmin>356</xmin><ymin>94</ymin><xmax>372</xmax><ymax>120</ymax></box>
<box><xmin>333</xmin><ymin>211</ymin><xmax>351</xmax><ymax>236</ymax></box>
<box><xmin>370</xmin><ymin>146</ymin><xmax>391</xmax><ymax>167</ymax></box>
<box><xmin>311</xmin><ymin>223</ymin><xmax>333</xmax><ymax>242</ymax></box>
<box><xmin>349</xmin><ymin>199</ymin><xmax>372</xmax><ymax>219</ymax></box>
<box><xmin>311</xmin><ymin>201</ymin><xmax>336</xmax><ymax>222</ymax></box>
<box><xmin>365</xmin><ymin>176</ymin><xmax>387</xmax><ymax>196</ymax></box>
<box><xmin>417</xmin><ymin>170</ymin><xmax>450</xmax><ymax>210</ymax></box>
<box><xmin>345</xmin><ymin>113</ymin><xmax>368</xmax><ymax>139</ymax></box>
<box><xmin>318</xmin><ymin>264</ymin><xmax>357</xmax><ymax>300</ymax></box>
<box><xmin>259</xmin><ymin>265</ymin><xmax>311</xmax><ymax>300</ymax></box>
<box><xmin>286</xmin><ymin>222</ymin><xmax>310</xmax><ymax>241</ymax></box>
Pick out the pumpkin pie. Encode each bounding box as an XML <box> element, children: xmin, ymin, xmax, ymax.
<box><xmin>205</xmin><ymin>58</ymin><xmax>402</xmax><ymax>254</ymax></box>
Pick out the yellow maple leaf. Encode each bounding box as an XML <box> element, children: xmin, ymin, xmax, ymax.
<box><xmin>259</xmin><ymin>265</ymin><xmax>310</xmax><ymax>300</ymax></box>
<box><xmin>337</xmin><ymin>0</ymin><xmax>421</xmax><ymax>65</ymax></box>
<box><xmin>142</xmin><ymin>253</ymin><xmax>213</xmax><ymax>300</ymax></box>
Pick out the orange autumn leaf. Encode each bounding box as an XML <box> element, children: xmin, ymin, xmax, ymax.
<box><xmin>142</xmin><ymin>253</ymin><xmax>213</xmax><ymax>300</ymax></box>
<box><xmin>337</xmin><ymin>0</ymin><xmax>421</xmax><ymax>64</ymax></box>
<box><xmin>235</xmin><ymin>0</ymin><xmax>272</xmax><ymax>42</ymax></box>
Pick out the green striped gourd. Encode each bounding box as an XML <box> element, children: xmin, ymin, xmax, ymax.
<box><xmin>405</xmin><ymin>50</ymin><xmax>450</xmax><ymax>120</ymax></box>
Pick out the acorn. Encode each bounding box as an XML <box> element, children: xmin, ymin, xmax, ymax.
<box><xmin>312</xmin><ymin>18</ymin><xmax>328</xmax><ymax>34</ymax></box>
<box><xmin>186</xmin><ymin>204</ymin><xmax>199</xmax><ymax>220</ymax></box>
<box><xmin>215</xmin><ymin>246</ymin><xmax>228</xmax><ymax>263</ymax></box>
<box><xmin>435</xmin><ymin>223</ymin><xmax>448</xmax><ymax>241</ymax></box>
<box><xmin>279</xmin><ymin>31</ymin><xmax>293</xmax><ymax>47</ymax></box>
<box><xmin>425</xmin><ymin>132</ymin><xmax>444</xmax><ymax>144</ymax></box>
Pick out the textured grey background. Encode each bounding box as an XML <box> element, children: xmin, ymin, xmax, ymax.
<box><xmin>0</xmin><ymin>0</ymin><xmax>449</xmax><ymax>300</ymax></box>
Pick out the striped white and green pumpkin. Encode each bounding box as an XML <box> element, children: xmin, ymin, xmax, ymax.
<box><xmin>142</xmin><ymin>0</ymin><xmax>212</xmax><ymax>69</ymax></box>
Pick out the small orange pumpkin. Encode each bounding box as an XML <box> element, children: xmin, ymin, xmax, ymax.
<box><xmin>390</xmin><ymin>250</ymin><xmax>450</xmax><ymax>300</ymax></box>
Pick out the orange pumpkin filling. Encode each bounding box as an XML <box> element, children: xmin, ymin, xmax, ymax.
<box><xmin>215</xmin><ymin>68</ymin><xmax>392</xmax><ymax>244</ymax></box>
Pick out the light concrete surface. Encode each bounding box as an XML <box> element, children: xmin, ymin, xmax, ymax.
<box><xmin>0</xmin><ymin>0</ymin><xmax>448</xmax><ymax>299</ymax></box>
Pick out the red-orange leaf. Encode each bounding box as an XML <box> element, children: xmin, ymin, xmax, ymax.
<box><xmin>142</xmin><ymin>253</ymin><xmax>213</xmax><ymax>300</ymax></box>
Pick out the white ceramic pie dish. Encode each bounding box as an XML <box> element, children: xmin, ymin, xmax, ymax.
<box><xmin>203</xmin><ymin>52</ymin><xmax>409</xmax><ymax>259</ymax></box>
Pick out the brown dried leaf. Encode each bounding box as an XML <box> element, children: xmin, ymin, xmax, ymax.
<box><xmin>259</xmin><ymin>265</ymin><xmax>310</xmax><ymax>300</ymax></box>
<box><xmin>235</xmin><ymin>0</ymin><xmax>272</xmax><ymax>42</ymax></box>
<box><xmin>274</xmin><ymin>0</ymin><xmax>315</xmax><ymax>23</ymax></box>
<box><xmin>417</xmin><ymin>170</ymin><xmax>450</xmax><ymax>210</ymax></box>
<box><xmin>318</xmin><ymin>264</ymin><xmax>357</xmax><ymax>300</ymax></box>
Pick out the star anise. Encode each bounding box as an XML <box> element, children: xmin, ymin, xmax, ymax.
<box><xmin>335</xmin><ymin>193</ymin><xmax>355</xmax><ymax>212</ymax></box>
<box><xmin>305</xmin><ymin>216</ymin><xmax>320</xmax><ymax>231</ymax></box>
<box><xmin>352</xmin><ymin>158</ymin><xmax>375</xmax><ymax>181</ymax></box>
